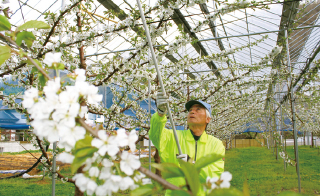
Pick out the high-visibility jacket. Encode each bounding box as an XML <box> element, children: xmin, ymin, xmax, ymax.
<box><xmin>149</xmin><ymin>112</ymin><xmax>225</xmax><ymax>196</ymax></box>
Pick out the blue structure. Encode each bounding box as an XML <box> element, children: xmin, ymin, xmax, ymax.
<box><xmin>0</xmin><ymin>100</ymin><xmax>29</xmax><ymax>130</ymax></box>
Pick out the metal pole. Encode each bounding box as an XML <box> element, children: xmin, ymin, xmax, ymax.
<box><xmin>52</xmin><ymin>1</ymin><xmax>65</xmax><ymax>195</ymax></box>
<box><xmin>274</xmin><ymin>110</ymin><xmax>278</xmax><ymax>160</ymax></box>
<box><xmin>136</xmin><ymin>0</ymin><xmax>182</xmax><ymax>155</ymax></box>
<box><xmin>52</xmin><ymin>142</ymin><xmax>57</xmax><ymax>196</ymax></box>
<box><xmin>272</xmin><ymin>113</ymin><xmax>275</xmax><ymax>156</ymax></box>
<box><xmin>285</xmin><ymin>29</ymin><xmax>301</xmax><ymax>193</ymax></box>
<box><xmin>148</xmin><ymin>78</ymin><xmax>152</xmax><ymax>171</ymax></box>
<box><xmin>148</xmin><ymin>32</ymin><xmax>152</xmax><ymax>171</ymax></box>
<box><xmin>266</xmin><ymin>116</ymin><xmax>269</xmax><ymax>149</ymax></box>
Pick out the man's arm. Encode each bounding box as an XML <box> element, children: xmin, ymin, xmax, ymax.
<box><xmin>148</xmin><ymin>112</ymin><xmax>168</xmax><ymax>150</ymax></box>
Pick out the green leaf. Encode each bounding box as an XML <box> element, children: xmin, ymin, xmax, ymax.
<box><xmin>38</xmin><ymin>73</ymin><xmax>48</xmax><ymax>87</ymax></box>
<box><xmin>0</xmin><ymin>15</ymin><xmax>11</xmax><ymax>31</ymax></box>
<box><xmin>55</xmin><ymin>63</ymin><xmax>65</xmax><ymax>70</ymax></box>
<box><xmin>178</xmin><ymin>160</ymin><xmax>200</xmax><ymax>196</ymax></box>
<box><xmin>75</xmin><ymin>135</ymin><xmax>93</xmax><ymax>150</ymax></box>
<box><xmin>171</xmin><ymin>190</ymin><xmax>191</xmax><ymax>196</ymax></box>
<box><xmin>0</xmin><ymin>45</ymin><xmax>11</xmax><ymax>66</ymax></box>
<box><xmin>130</xmin><ymin>184</ymin><xmax>153</xmax><ymax>196</ymax></box>
<box><xmin>208</xmin><ymin>188</ymin><xmax>243</xmax><ymax>196</ymax></box>
<box><xmin>71</xmin><ymin>136</ymin><xmax>98</xmax><ymax>174</ymax></box>
<box><xmin>151</xmin><ymin>163</ymin><xmax>184</xmax><ymax>179</ymax></box>
<box><xmin>71</xmin><ymin>155</ymin><xmax>88</xmax><ymax>174</ymax></box>
<box><xmin>194</xmin><ymin>153</ymin><xmax>224</xmax><ymax>171</ymax></box>
<box><xmin>16</xmin><ymin>31</ymin><xmax>36</xmax><ymax>48</ymax></box>
<box><xmin>17</xmin><ymin>20</ymin><xmax>50</xmax><ymax>31</ymax></box>
<box><xmin>75</xmin><ymin>147</ymin><xmax>98</xmax><ymax>158</ymax></box>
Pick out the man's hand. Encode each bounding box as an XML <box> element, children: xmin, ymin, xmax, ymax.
<box><xmin>176</xmin><ymin>154</ymin><xmax>190</xmax><ymax>162</ymax></box>
<box><xmin>156</xmin><ymin>90</ymin><xmax>168</xmax><ymax>115</ymax></box>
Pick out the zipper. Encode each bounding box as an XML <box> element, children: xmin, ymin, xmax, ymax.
<box><xmin>194</xmin><ymin>141</ymin><xmax>198</xmax><ymax>162</ymax></box>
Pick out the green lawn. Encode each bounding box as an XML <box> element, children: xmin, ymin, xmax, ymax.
<box><xmin>0</xmin><ymin>146</ymin><xmax>319</xmax><ymax>195</ymax></box>
<box><xmin>225</xmin><ymin>146</ymin><xmax>320</xmax><ymax>196</ymax></box>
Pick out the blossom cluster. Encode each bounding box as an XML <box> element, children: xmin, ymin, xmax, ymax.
<box><xmin>279</xmin><ymin>151</ymin><xmax>294</xmax><ymax>166</ymax></box>
<box><xmin>206</xmin><ymin>171</ymin><xmax>233</xmax><ymax>192</ymax></box>
<box><xmin>22</xmin><ymin>67</ymin><xmax>102</xmax><ymax>151</ymax></box>
<box><xmin>56</xmin><ymin>128</ymin><xmax>144</xmax><ymax>196</ymax></box>
<box><xmin>21</xmin><ymin>56</ymin><xmax>146</xmax><ymax>195</ymax></box>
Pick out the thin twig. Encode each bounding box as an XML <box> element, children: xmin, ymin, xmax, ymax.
<box><xmin>35</xmin><ymin>136</ymin><xmax>75</xmax><ymax>183</ymax></box>
<box><xmin>1</xmin><ymin>34</ymin><xmax>51</xmax><ymax>80</ymax></box>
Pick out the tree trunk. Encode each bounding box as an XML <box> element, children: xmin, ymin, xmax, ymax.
<box><xmin>154</xmin><ymin>148</ymin><xmax>161</xmax><ymax>176</ymax></box>
<box><xmin>75</xmin><ymin>186</ymin><xmax>84</xmax><ymax>196</ymax></box>
<box><xmin>74</xmin><ymin>166</ymin><xmax>84</xmax><ymax>196</ymax></box>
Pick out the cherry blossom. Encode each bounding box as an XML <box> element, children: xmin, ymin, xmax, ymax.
<box><xmin>43</xmin><ymin>77</ymin><xmax>61</xmax><ymax>96</ymax></box>
<box><xmin>22</xmin><ymin>88</ymin><xmax>38</xmax><ymax>109</ymax></box>
<box><xmin>120</xmin><ymin>151</ymin><xmax>141</xmax><ymax>176</ymax></box>
<box><xmin>43</xmin><ymin>52</ymin><xmax>62</xmax><ymax>66</ymax></box>
<box><xmin>91</xmin><ymin>130</ymin><xmax>119</xmax><ymax>157</ymax></box>
<box><xmin>206</xmin><ymin>171</ymin><xmax>233</xmax><ymax>191</ymax></box>
<box><xmin>56</xmin><ymin>152</ymin><xmax>74</xmax><ymax>164</ymax></box>
<box><xmin>219</xmin><ymin>172</ymin><xmax>232</xmax><ymax>188</ymax></box>
<box><xmin>89</xmin><ymin>166</ymin><xmax>100</xmax><ymax>177</ymax></box>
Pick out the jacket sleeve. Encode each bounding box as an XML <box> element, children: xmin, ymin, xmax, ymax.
<box><xmin>149</xmin><ymin>112</ymin><xmax>172</xmax><ymax>153</ymax></box>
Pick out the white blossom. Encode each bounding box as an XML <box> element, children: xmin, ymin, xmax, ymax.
<box><xmin>91</xmin><ymin>130</ymin><xmax>119</xmax><ymax>156</ymax></box>
<box><xmin>57</xmin><ymin>152</ymin><xmax>74</xmax><ymax>164</ymax></box>
<box><xmin>22</xmin><ymin>88</ymin><xmax>38</xmax><ymax>109</ymax></box>
<box><xmin>43</xmin><ymin>52</ymin><xmax>62</xmax><ymax>66</ymax></box>
<box><xmin>89</xmin><ymin>167</ymin><xmax>100</xmax><ymax>177</ymax></box>
<box><xmin>43</xmin><ymin>77</ymin><xmax>60</xmax><ymax>96</ymax></box>
<box><xmin>207</xmin><ymin>171</ymin><xmax>232</xmax><ymax>190</ymax></box>
<box><xmin>219</xmin><ymin>171</ymin><xmax>232</xmax><ymax>188</ymax></box>
<box><xmin>86</xmin><ymin>180</ymin><xmax>98</xmax><ymax>195</ymax></box>
<box><xmin>73</xmin><ymin>174</ymin><xmax>90</xmax><ymax>192</ymax></box>
<box><xmin>120</xmin><ymin>151</ymin><xmax>141</xmax><ymax>175</ymax></box>
<box><xmin>119</xmin><ymin>176</ymin><xmax>135</xmax><ymax>190</ymax></box>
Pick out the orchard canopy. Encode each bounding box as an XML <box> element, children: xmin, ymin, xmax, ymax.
<box><xmin>1</xmin><ymin>0</ymin><xmax>320</xmax><ymax>195</ymax></box>
<box><xmin>1</xmin><ymin>0</ymin><xmax>320</xmax><ymax>141</ymax></box>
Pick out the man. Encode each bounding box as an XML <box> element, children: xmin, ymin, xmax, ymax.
<box><xmin>149</xmin><ymin>91</ymin><xmax>225</xmax><ymax>195</ymax></box>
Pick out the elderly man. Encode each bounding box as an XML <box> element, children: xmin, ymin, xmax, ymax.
<box><xmin>149</xmin><ymin>91</ymin><xmax>225</xmax><ymax>195</ymax></box>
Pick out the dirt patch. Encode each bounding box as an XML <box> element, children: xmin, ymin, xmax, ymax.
<box><xmin>0</xmin><ymin>148</ymin><xmax>155</xmax><ymax>178</ymax></box>
<box><xmin>0</xmin><ymin>152</ymin><xmax>53</xmax><ymax>178</ymax></box>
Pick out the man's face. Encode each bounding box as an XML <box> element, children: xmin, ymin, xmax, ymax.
<box><xmin>187</xmin><ymin>104</ymin><xmax>210</xmax><ymax>126</ymax></box>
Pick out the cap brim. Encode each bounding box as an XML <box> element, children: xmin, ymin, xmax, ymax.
<box><xmin>185</xmin><ymin>100</ymin><xmax>206</xmax><ymax>111</ymax></box>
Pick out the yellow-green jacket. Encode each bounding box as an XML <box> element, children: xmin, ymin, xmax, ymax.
<box><xmin>149</xmin><ymin>112</ymin><xmax>225</xmax><ymax>196</ymax></box>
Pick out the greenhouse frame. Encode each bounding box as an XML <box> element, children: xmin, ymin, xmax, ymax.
<box><xmin>0</xmin><ymin>0</ymin><xmax>319</xmax><ymax>195</ymax></box>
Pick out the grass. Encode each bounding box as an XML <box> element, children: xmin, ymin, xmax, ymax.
<box><xmin>225</xmin><ymin>146</ymin><xmax>320</xmax><ymax>196</ymax></box>
<box><xmin>0</xmin><ymin>146</ymin><xmax>319</xmax><ymax>195</ymax></box>
<box><xmin>2</xmin><ymin>149</ymin><xmax>53</xmax><ymax>155</ymax></box>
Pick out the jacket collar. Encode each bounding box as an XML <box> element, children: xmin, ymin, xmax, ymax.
<box><xmin>186</xmin><ymin>129</ymin><xmax>208</xmax><ymax>143</ymax></box>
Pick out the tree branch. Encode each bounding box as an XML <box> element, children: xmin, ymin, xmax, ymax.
<box><xmin>77</xmin><ymin>118</ymin><xmax>98</xmax><ymax>137</ymax></box>
<box><xmin>138</xmin><ymin>166</ymin><xmax>187</xmax><ymax>192</ymax></box>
